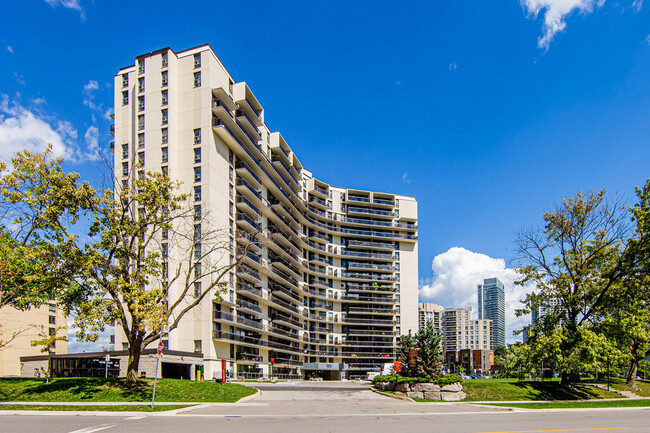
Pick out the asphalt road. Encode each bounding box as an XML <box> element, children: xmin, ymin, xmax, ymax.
<box><xmin>1</xmin><ymin>381</ymin><xmax>648</xmax><ymax>433</ymax></box>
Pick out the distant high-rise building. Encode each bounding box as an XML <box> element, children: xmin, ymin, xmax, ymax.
<box><xmin>477</xmin><ymin>278</ymin><xmax>505</xmax><ymax>349</ymax></box>
<box><xmin>441</xmin><ymin>306</ymin><xmax>492</xmax><ymax>353</ymax></box>
<box><xmin>418</xmin><ymin>303</ymin><xmax>444</xmax><ymax>331</ymax></box>
<box><xmin>524</xmin><ymin>298</ymin><xmax>560</xmax><ymax>343</ymax></box>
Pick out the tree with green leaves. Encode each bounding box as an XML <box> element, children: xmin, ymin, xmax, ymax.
<box><xmin>602</xmin><ymin>179</ymin><xmax>650</xmax><ymax>388</ymax></box>
<box><xmin>0</xmin><ymin>147</ymin><xmax>96</xmax><ymax>312</ymax></box>
<box><xmin>397</xmin><ymin>330</ymin><xmax>415</xmax><ymax>369</ymax></box>
<box><xmin>68</xmin><ymin>170</ymin><xmax>254</xmax><ymax>382</ymax></box>
<box><xmin>415</xmin><ymin>319</ymin><xmax>443</xmax><ymax>379</ymax></box>
<box><xmin>30</xmin><ymin>325</ymin><xmax>67</xmax><ymax>383</ymax></box>
<box><xmin>515</xmin><ymin>190</ymin><xmax>630</xmax><ymax>385</ymax></box>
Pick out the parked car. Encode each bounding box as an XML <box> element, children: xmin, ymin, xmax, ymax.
<box><xmin>366</xmin><ymin>371</ymin><xmax>380</xmax><ymax>381</ymax></box>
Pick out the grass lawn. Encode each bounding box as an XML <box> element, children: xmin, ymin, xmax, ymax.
<box><xmin>0</xmin><ymin>378</ymin><xmax>256</xmax><ymax>403</ymax></box>
<box><xmin>480</xmin><ymin>399</ymin><xmax>650</xmax><ymax>409</ymax></box>
<box><xmin>401</xmin><ymin>379</ymin><xmax>621</xmax><ymax>402</ymax></box>
<box><xmin>0</xmin><ymin>404</ymin><xmax>194</xmax><ymax>412</ymax></box>
<box><xmin>583</xmin><ymin>377</ymin><xmax>650</xmax><ymax>397</ymax></box>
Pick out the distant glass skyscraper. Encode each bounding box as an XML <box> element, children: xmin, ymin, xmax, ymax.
<box><xmin>477</xmin><ymin>278</ymin><xmax>505</xmax><ymax>349</ymax></box>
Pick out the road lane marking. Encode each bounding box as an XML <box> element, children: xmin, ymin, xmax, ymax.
<box><xmin>68</xmin><ymin>424</ymin><xmax>116</xmax><ymax>433</ymax></box>
<box><xmin>477</xmin><ymin>428</ymin><xmax>630</xmax><ymax>433</ymax></box>
<box><xmin>124</xmin><ymin>416</ymin><xmax>145</xmax><ymax>420</ymax></box>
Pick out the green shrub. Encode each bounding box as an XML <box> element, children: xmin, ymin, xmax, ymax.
<box><xmin>372</xmin><ymin>374</ymin><xmax>463</xmax><ymax>386</ymax></box>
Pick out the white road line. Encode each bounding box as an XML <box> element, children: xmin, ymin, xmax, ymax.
<box><xmin>124</xmin><ymin>416</ymin><xmax>145</xmax><ymax>420</ymax></box>
<box><xmin>68</xmin><ymin>424</ymin><xmax>115</xmax><ymax>433</ymax></box>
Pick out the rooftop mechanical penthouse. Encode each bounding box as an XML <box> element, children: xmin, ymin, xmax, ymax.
<box><xmin>112</xmin><ymin>44</ymin><xmax>419</xmax><ymax>380</ymax></box>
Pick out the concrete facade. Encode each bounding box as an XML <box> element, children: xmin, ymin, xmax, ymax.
<box><xmin>0</xmin><ymin>303</ymin><xmax>68</xmax><ymax>377</ymax></box>
<box><xmin>477</xmin><ymin>277</ymin><xmax>506</xmax><ymax>349</ymax></box>
<box><xmin>112</xmin><ymin>44</ymin><xmax>419</xmax><ymax>380</ymax></box>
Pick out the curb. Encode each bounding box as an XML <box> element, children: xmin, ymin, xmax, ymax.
<box><xmin>370</xmin><ymin>387</ymin><xmax>414</xmax><ymax>402</ymax></box>
<box><xmin>237</xmin><ymin>388</ymin><xmax>261</xmax><ymax>403</ymax></box>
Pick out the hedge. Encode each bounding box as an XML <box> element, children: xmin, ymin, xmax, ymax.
<box><xmin>372</xmin><ymin>374</ymin><xmax>463</xmax><ymax>386</ymax></box>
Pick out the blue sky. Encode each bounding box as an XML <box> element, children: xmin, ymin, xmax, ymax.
<box><xmin>1</xmin><ymin>1</ymin><xmax>649</xmax><ymax>343</ymax></box>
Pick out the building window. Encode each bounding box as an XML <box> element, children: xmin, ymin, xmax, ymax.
<box><xmin>194</xmin><ymin>223</ymin><xmax>202</xmax><ymax>240</ymax></box>
<box><xmin>161</xmin><ymin>89</ymin><xmax>168</xmax><ymax>106</ymax></box>
<box><xmin>194</xmin><ymin>339</ymin><xmax>202</xmax><ymax>353</ymax></box>
<box><xmin>48</xmin><ymin>304</ymin><xmax>56</xmax><ymax>313</ymax></box>
<box><xmin>194</xmin><ymin>186</ymin><xmax>201</xmax><ymax>202</ymax></box>
<box><xmin>138</xmin><ymin>133</ymin><xmax>144</xmax><ymax>149</ymax></box>
<box><xmin>161</xmin><ymin>109</ymin><xmax>168</xmax><ymax>125</ymax></box>
<box><xmin>48</xmin><ymin>316</ymin><xmax>55</xmax><ymax>325</ymax></box>
<box><xmin>138</xmin><ymin>95</ymin><xmax>144</xmax><ymax>111</ymax></box>
<box><xmin>122</xmin><ymin>74</ymin><xmax>128</xmax><ymax>88</ymax></box>
<box><xmin>138</xmin><ymin>58</ymin><xmax>145</xmax><ymax>74</ymax></box>
<box><xmin>194</xmin><ymin>244</ymin><xmax>201</xmax><ymax>260</ymax></box>
<box><xmin>121</xmin><ymin>144</ymin><xmax>128</xmax><ymax>159</ymax></box>
<box><xmin>161</xmin><ymin>166</ymin><xmax>168</xmax><ymax>177</ymax></box>
<box><xmin>229</xmin><ymin>167</ymin><xmax>234</xmax><ymax>181</ymax></box>
<box><xmin>138</xmin><ymin>152</ymin><xmax>145</xmax><ymax>166</ymax></box>
<box><xmin>162</xmin><ymin>340</ymin><xmax>169</xmax><ymax>350</ymax></box>
<box><xmin>162</xmin><ymin>229</ymin><xmax>168</xmax><ymax>240</ymax></box>
<box><xmin>161</xmin><ymin>147</ymin><xmax>168</xmax><ymax>163</ymax></box>
<box><xmin>195</xmin><ymin>262</ymin><xmax>202</xmax><ymax>278</ymax></box>
<box><xmin>193</xmin><ymin>128</ymin><xmax>201</xmax><ymax>144</ymax></box>
<box><xmin>194</xmin><ymin>204</ymin><xmax>202</xmax><ymax>221</ymax></box>
<box><xmin>161</xmin><ymin>52</ymin><xmax>168</xmax><ymax>68</ymax></box>
<box><xmin>161</xmin><ymin>128</ymin><xmax>168</xmax><ymax>144</ymax></box>
<box><xmin>229</xmin><ymin>149</ymin><xmax>233</xmax><ymax>164</ymax></box>
<box><xmin>138</xmin><ymin>77</ymin><xmax>144</xmax><ymax>93</ymax></box>
<box><xmin>194</xmin><ymin>167</ymin><xmax>201</xmax><ymax>182</ymax></box>
<box><xmin>122</xmin><ymin>343</ymin><xmax>128</xmax><ymax>350</ymax></box>
<box><xmin>138</xmin><ymin>114</ymin><xmax>145</xmax><ymax>130</ymax></box>
<box><xmin>122</xmin><ymin>91</ymin><xmax>128</xmax><ymax>105</ymax></box>
<box><xmin>122</xmin><ymin>162</ymin><xmax>128</xmax><ymax>177</ymax></box>
<box><xmin>161</xmin><ymin>70</ymin><xmax>168</xmax><ymax>87</ymax></box>
<box><xmin>193</xmin><ymin>71</ymin><xmax>201</xmax><ymax>87</ymax></box>
<box><xmin>194</xmin><ymin>147</ymin><xmax>201</xmax><ymax>164</ymax></box>
<box><xmin>161</xmin><ymin>243</ymin><xmax>168</xmax><ymax>259</ymax></box>
<box><xmin>194</xmin><ymin>53</ymin><xmax>201</xmax><ymax>68</ymax></box>
<box><xmin>228</xmin><ymin>79</ymin><xmax>234</xmax><ymax>94</ymax></box>
<box><xmin>49</xmin><ymin>327</ymin><xmax>55</xmax><ymax>336</ymax></box>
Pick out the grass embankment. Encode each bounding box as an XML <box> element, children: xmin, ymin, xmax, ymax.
<box><xmin>482</xmin><ymin>399</ymin><xmax>650</xmax><ymax>409</ymax></box>
<box><xmin>0</xmin><ymin>378</ymin><xmax>256</xmax><ymax>403</ymax></box>
<box><xmin>0</xmin><ymin>404</ymin><xmax>194</xmax><ymax>412</ymax></box>
<box><xmin>411</xmin><ymin>379</ymin><xmax>621</xmax><ymax>402</ymax></box>
<box><xmin>583</xmin><ymin>377</ymin><xmax>650</xmax><ymax>397</ymax></box>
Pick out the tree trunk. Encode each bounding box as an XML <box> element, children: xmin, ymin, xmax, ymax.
<box><xmin>626</xmin><ymin>359</ymin><xmax>638</xmax><ymax>388</ymax></box>
<box><xmin>125</xmin><ymin>335</ymin><xmax>143</xmax><ymax>383</ymax></box>
<box><xmin>560</xmin><ymin>372</ymin><xmax>571</xmax><ymax>386</ymax></box>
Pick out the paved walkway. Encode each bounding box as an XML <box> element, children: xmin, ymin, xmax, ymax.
<box><xmin>181</xmin><ymin>381</ymin><xmax>507</xmax><ymax>417</ymax></box>
<box><xmin>586</xmin><ymin>383</ymin><xmax>642</xmax><ymax>399</ymax></box>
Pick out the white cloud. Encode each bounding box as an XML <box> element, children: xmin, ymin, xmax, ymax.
<box><xmin>448</xmin><ymin>63</ymin><xmax>457</xmax><ymax>70</ymax></box>
<box><xmin>521</xmin><ymin>0</ymin><xmax>605</xmax><ymax>50</ymax></box>
<box><xmin>0</xmin><ymin>95</ymin><xmax>73</xmax><ymax>163</ymax></box>
<box><xmin>0</xmin><ymin>94</ymin><xmax>102</xmax><ymax>164</ymax></box>
<box><xmin>6</xmin><ymin>46</ymin><xmax>13</xmax><ymax>54</ymax></box>
<box><xmin>13</xmin><ymin>71</ymin><xmax>25</xmax><ymax>85</ymax></box>
<box><xmin>646</xmin><ymin>34</ymin><xmax>650</xmax><ymax>45</ymax></box>
<box><xmin>419</xmin><ymin>247</ymin><xmax>535</xmax><ymax>344</ymax></box>
<box><xmin>82</xmin><ymin>79</ymin><xmax>112</xmax><ymax>121</ymax></box>
<box><xmin>632</xmin><ymin>0</ymin><xmax>643</xmax><ymax>12</ymax></box>
<box><xmin>44</xmin><ymin>0</ymin><xmax>85</xmax><ymax>19</ymax></box>
<box><xmin>401</xmin><ymin>172</ymin><xmax>410</xmax><ymax>184</ymax></box>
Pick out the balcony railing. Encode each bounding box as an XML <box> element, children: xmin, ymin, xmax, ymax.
<box><xmin>347</xmin><ymin>195</ymin><xmax>370</xmax><ymax>203</ymax></box>
<box><xmin>347</xmin><ymin>206</ymin><xmax>393</xmax><ymax>217</ymax></box>
<box><xmin>373</xmin><ymin>198</ymin><xmax>395</xmax><ymax>206</ymax></box>
<box><xmin>235</xmin><ymin>161</ymin><xmax>262</xmax><ymax>186</ymax></box>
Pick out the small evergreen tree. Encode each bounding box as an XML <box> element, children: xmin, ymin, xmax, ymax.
<box><xmin>398</xmin><ymin>330</ymin><xmax>415</xmax><ymax>374</ymax></box>
<box><xmin>415</xmin><ymin>320</ymin><xmax>443</xmax><ymax>379</ymax></box>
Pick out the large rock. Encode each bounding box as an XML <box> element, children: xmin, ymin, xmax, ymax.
<box><xmin>395</xmin><ymin>383</ymin><xmax>410</xmax><ymax>392</ymax></box>
<box><xmin>441</xmin><ymin>382</ymin><xmax>463</xmax><ymax>392</ymax></box>
<box><xmin>375</xmin><ymin>382</ymin><xmax>394</xmax><ymax>391</ymax></box>
<box><xmin>411</xmin><ymin>383</ymin><xmax>441</xmax><ymax>392</ymax></box>
<box><xmin>440</xmin><ymin>391</ymin><xmax>467</xmax><ymax>401</ymax></box>
<box><xmin>406</xmin><ymin>391</ymin><xmax>424</xmax><ymax>399</ymax></box>
<box><xmin>423</xmin><ymin>391</ymin><xmax>441</xmax><ymax>400</ymax></box>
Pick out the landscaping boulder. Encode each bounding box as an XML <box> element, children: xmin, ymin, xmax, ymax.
<box><xmin>395</xmin><ymin>383</ymin><xmax>410</xmax><ymax>392</ymax></box>
<box><xmin>411</xmin><ymin>383</ymin><xmax>441</xmax><ymax>392</ymax></box>
<box><xmin>406</xmin><ymin>391</ymin><xmax>424</xmax><ymax>399</ymax></box>
<box><xmin>440</xmin><ymin>391</ymin><xmax>467</xmax><ymax>401</ymax></box>
<box><xmin>423</xmin><ymin>391</ymin><xmax>441</xmax><ymax>400</ymax></box>
<box><xmin>375</xmin><ymin>382</ymin><xmax>394</xmax><ymax>391</ymax></box>
<box><xmin>441</xmin><ymin>382</ymin><xmax>462</xmax><ymax>392</ymax></box>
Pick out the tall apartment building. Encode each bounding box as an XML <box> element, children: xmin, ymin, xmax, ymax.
<box><xmin>0</xmin><ymin>304</ymin><xmax>68</xmax><ymax>376</ymax></box>
<box><xmin>477</xmin><ymin>277</ymin><xmax>505</xmax><ymax>349</ymax></box>
<box><xmin>112</xmin><ymin>44</ymin><xmax>418</xmax><ymax>380</ymax></box>
<box><xmin>441</xmin><ymin>306</ymin><xmax>492</xmax><ymax>353</ymax></box>
<box><xmin>418</xmin><ymin>303</ymin><xmax>444</xmax><ymax>331</ymax></box>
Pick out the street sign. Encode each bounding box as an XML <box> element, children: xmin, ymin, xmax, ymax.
<box><xmin>270</xmin><ymin>358</ymin><xmax>275</xmax><ymax>365</ymax></box>
<box><xmin>162</xmin><ymin>325</ymin><xmax>169</xmax><ymax>333</ymax></box>
<box><xmin>157</xmin><ymin>341</ymin><xmax>163</xmax><ymax>356</ymax></box>
<box><xmin>394</xmin><ymin>361</ymin><xmax>402</xmax><ymax>372</ymax></box>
